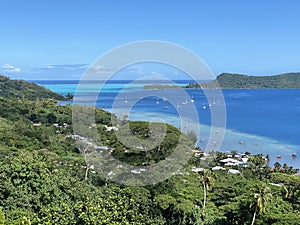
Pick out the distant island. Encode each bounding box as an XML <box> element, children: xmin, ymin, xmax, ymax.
<box><xmin>186</xmin><ymin>72</ymin><xmax>300</xmax><ymax>89</ymax></box>
<box><xmin>142</xmin><ymin>73</ymin><xmax>300</xmax><ymax>89</ymax></box>
<box><xmin>143</xmin><ymin>84</ymin><xmax>182</xmax><ymax>89</ymax></box>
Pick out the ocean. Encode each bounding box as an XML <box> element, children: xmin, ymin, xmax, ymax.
<box><xmin>33</xmin><ymin>80</ymin><xmax>300</xmax><ymax>169</ymax></box>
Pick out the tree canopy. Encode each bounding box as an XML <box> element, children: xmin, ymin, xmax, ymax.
<box><xmin>0</xmin><ymin>74</ymin><xmax>299</xmax><ymax>224</ymax></box>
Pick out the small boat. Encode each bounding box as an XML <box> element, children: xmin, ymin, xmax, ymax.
<box><xmin>239</xmin><ymin>141</ymin><xmax>244</xmax><ymax>145</ymax></box>
<box><xmin>124</xmin><ymin>97</ymin><xmax>128</xmax><ymax>103</ymax></box>
<box><xmin>182</xmin><ymin>97</ymin><xmax>188</xmax><ymax>105</ymax></box>
<box><xmin>164</xmin><ymin>106</ymin><xmax>169</xmax><ymax>109</ymax></box>
<box><xmin>156</xmin><ymin>98</ymin><xmax>160</xmax><ymax>104</ymax></box>
<box><xmin>291</xmin><ymin>153</ymin><xmax>297</xmax><ymax>158</ymax></box>
<box><xmin>276</xmin><ymin>155</ymin><xmax>282</xmax><ymax>159</ymax></box>
<box><xmin>163</xmin><ymin>97</ymin><xmax>168</xmax><ymax>102</ymax></box>
<box><xmin>190</xmin><ymin>95</ymin><xmax>195</xmax><ymax>103</ymax></box>
<box><xmin>202</xmin><ymin>106</ymin><xmax>207</xmax><ymax>109</ymax></box>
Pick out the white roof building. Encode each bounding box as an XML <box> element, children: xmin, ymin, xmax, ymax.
<box><xmin>220</xmin><ymin>158</ymin><xmax>242</xmax><ymax>166</ymax></box>
<box><xmin>191</xmin><ymin>167</ymin><xmax>204</xmax><ymax>173</ymax></box>
<box><xmin>228</xmin><ymin>169</ymin><xmax>240</xmax><ymax>174</ymax></box>
<box><xmin>212</xmin><ymin>166</ymin><xmax>226</xmax><ymax>171</ymax></box>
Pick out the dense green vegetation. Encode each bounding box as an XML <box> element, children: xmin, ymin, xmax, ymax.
<box><xmin>0</xmin><ymin>75</ymin><xmax>72</xmax><ymax>100</ymax></box>
<box><xmin>0</xmin><ymin>75</ymin><xmax>299</xmax><ymax>224</ymax></box>
<box><xmin>186</xmin><ymin>72</ymin><xmax>300</xmax><ymax>89</ymax></box>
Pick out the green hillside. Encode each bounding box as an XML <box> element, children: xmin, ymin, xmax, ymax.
<box><xmin>0</xmin><ymin>75</ymin><xmax>299</xmax><ymax>224</ymax></box>
<box><xmin>0</xmin><ymin>75</ymin><xmax>69</xmax><ymax>100</ymax></box>
<box><xmin>187</xmin><ymin>72</ymin><xmax>300</xmax><ymax>88</ymax></box>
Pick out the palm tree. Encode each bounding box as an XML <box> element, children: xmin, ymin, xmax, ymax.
<box><xmin>200</xmin><ymin>169</ymin><xmax>215</xmax><ymax>215</ymax></box>
<box><xmin>274</xmin><ymin>162</ymin><xmax>282</xmax><ymax>172</ymax></box>
<box><xmin>265</xmin><ymin>154</ymin><xmax>270</xmax><ymax>166</ymax></box>
<box><xmin>250</xmin><ymin>183</ymin><xmax>272</xmax><ymax>225</ymax></box>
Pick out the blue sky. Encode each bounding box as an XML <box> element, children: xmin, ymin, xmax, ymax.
<box><xmin>1</xmin><ymin>0</ymin><xmax>300</xmax><ymax>79</ymax></box>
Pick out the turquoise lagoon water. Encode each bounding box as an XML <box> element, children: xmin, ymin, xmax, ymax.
<box><xmin>34</xmin><ymin>80</ymin><xmax>300</xmax><ymax>169</ymax></box>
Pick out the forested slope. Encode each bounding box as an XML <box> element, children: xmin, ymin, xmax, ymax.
<box><xmin>0</xmin><ymin>75</ymin><xmax>299</xmax><ymax>224</ymax></box>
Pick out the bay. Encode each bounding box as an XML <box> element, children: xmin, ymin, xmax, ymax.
<box><xmin>33</xmin><ymin>80</ymin><xmax>300</xmax><ymax>169</ymax></box>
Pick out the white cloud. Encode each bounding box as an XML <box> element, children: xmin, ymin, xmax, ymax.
<box><xmin>44</xmin><ymin>65</ymin><xmax>54</xmax><ymax>69</ymax></box>
<box><xmin>150</xmin><ymin>71</ymin><xmax>164</xmax><ymax>77</ymax></box>
<box><xmin>90</xmin><ymin>65</ymin><xmax>105</xmax><ymax>71</ymax></box>
<box><xmin>124</xmin><ymin>65</ymin><xmax>144</xmax><ymax>75</ymax></box>
<box><xmin>2</xmin><ymin>64</ymin><xmax>21</xmax><ymax>73</ymax></box>
<box><xmin>27</xmin><ymin>63</ymin><xmax>89</xmax><ymax>79</ymax></box>
<box><xmin>88</xmin><ymin>65</ymin><xmax>117</xmax><ymax>75</ymax></box>
<box><xmin>37</xmin><ymin>64</ymin><xmax>88</xmax><ymax>70</ymax></box>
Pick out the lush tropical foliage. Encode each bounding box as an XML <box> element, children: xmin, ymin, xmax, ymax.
<box><xmin>0</xmin><ymin>75</ymin><xmax>299</xmax><ymax>224</ymax></box>
<box><xmin>0</xmin><ymin>75</ymin><xmax>72</xmax><ymax>100</ymax></box>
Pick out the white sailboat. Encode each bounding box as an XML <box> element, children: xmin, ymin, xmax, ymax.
<box><xmin>156</xmin><ymin>98</ymin><xmax>160</xmax><ymax>104</ymax></box>
<box><xmin>213</xmin><ymin>97</ymin><xmax>216</xmax><ymax>105</ymax></box>
<box><xmin>190</xmin><ymin>95</ymin><xmax>195</xmax><ymax>103</ymax></box>
<box><xmin>182</xmin><ymin>97</ymin><xmax>188</xmax><ymax>105</ymax></box>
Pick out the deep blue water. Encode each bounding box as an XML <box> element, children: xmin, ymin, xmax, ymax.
<box><xmin>33</xmin><ymin>80</ymin><xmax>300</xmax><ymax>168</ymax></box>
<box><xmin>224</xmin><ymin>89</ymin><xmax>300</xmax><ymax>145</ymax></box>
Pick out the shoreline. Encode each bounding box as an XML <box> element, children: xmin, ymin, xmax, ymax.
<box><xmin>47</xmin><ymin>81</ymin><xmax>300</xmax><ymax>170</ymax></box>
<box><xmin>106</xmin><ymin>108</ymin><xmax>300</xmax><ymax>169</ymax></box>
<box><xmin>58</xmin><ymin>100</ymin><xmax>300</xmax><ymax>170</ymax></box>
